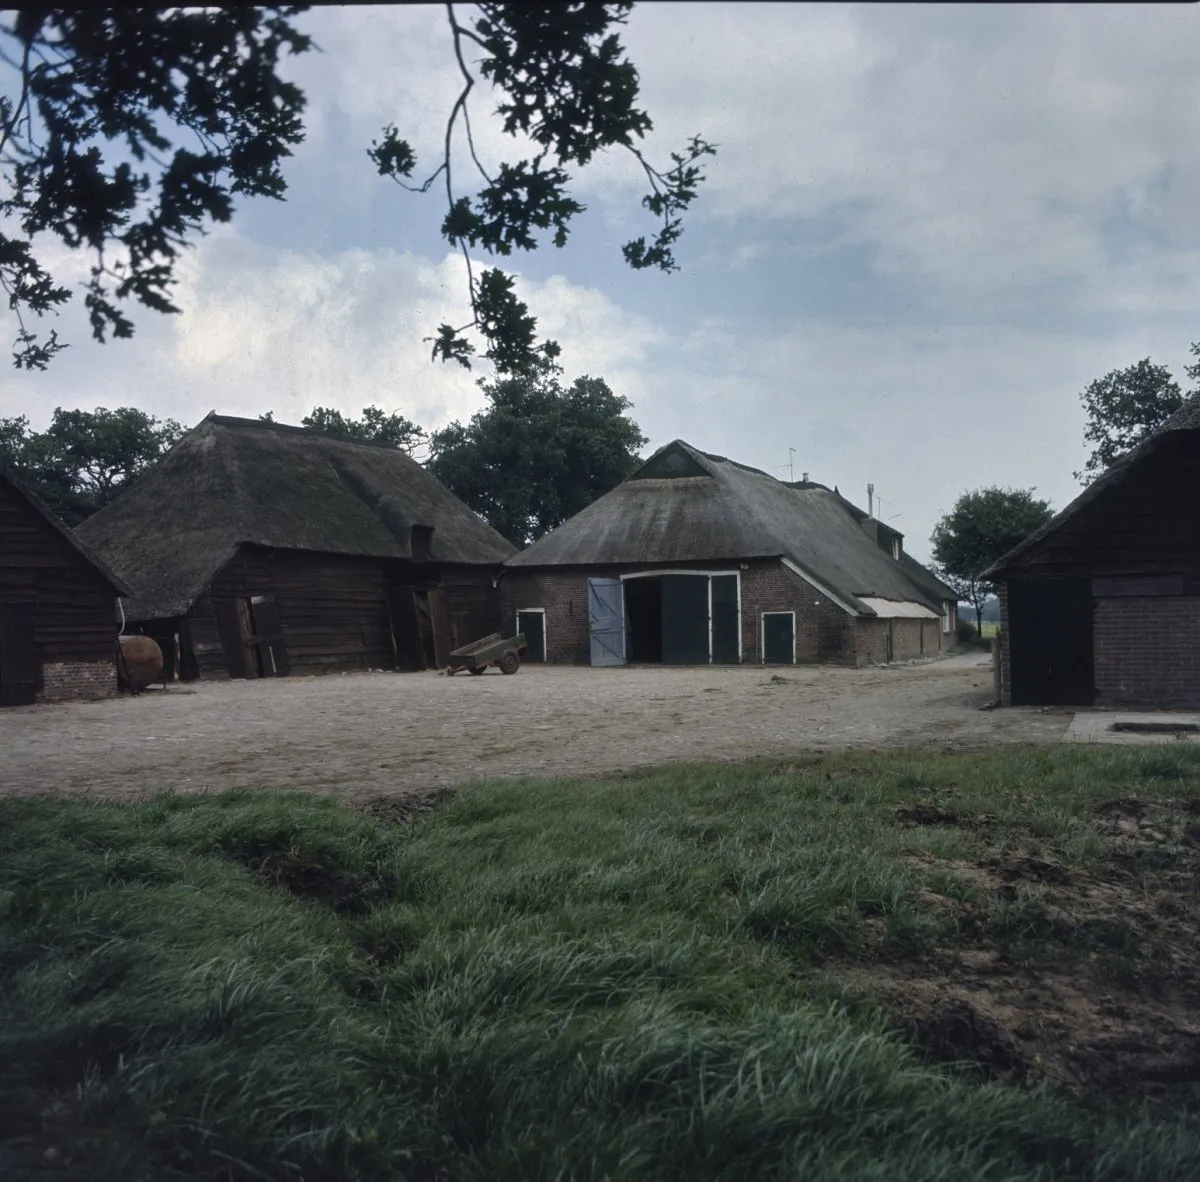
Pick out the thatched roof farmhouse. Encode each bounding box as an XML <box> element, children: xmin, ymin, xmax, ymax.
<box><xmin>76</xmin><ymin>414</ymin><xmax>516</xmax><ymax>680</ymax></box>
<box><xmin>984</xmin><ymin>393</ymin><xmax>1200</xmax><ymax>708</ymax></box>
<box><xmin>501</xmin><ymin>439</ymin><xmax>958</xmax><ymax>665</ymax></box>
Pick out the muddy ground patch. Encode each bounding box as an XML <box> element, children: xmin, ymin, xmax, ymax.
<box><xmin>830</xmin><ymin>793</ymin><xmax>1200</xmax><ymax>1100</ymax></box>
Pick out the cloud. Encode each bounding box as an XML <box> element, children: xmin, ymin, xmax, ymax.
<box><xmin>613</xmin><ymin>4</ymin><xmax>1200</xmax><ymax>307</ymax></box>
<box><xmin>1</xmin><ymin>224</ymin><xmax>664</xmax><ymax>439</ymax></box>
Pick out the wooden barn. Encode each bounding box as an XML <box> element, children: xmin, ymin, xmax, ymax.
<box><xmin>501</xmin><ymin>440</ymin><xmax>957</xmax><ymax>666</ymax></box>
<box><xmin>1</xmin><ymin>461</ymin><xmax>128</xmax><ymax>706</ymax></box>
<box><xmin>985</xmin><ymin>394</ymin><xmax>1200</xmax><ymax>709</ymax></box>
<box><xmin>74</xmin><ymin>414</ymin><xmax>516</xmax><ymax>680</ymax></box>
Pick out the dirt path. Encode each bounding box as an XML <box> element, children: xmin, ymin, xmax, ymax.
<box><xmin>0</xmin><ymin>653</ymin><xmax>1070</xmax><ymax>803</ymax></box>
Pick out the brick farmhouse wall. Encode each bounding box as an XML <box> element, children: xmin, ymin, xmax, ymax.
<box><xmin>997</xmin><ymin>580</ymin><xmax>1200</xmax><ymax>710</ymax></box>
<box><xmin>1093</xmin><ymin>595</ymin><xmax>1200</xmax><ymax>709</ymax></box>
<box><xmin>502</xmin><ymin>559</ymin><xmax>950</xmax><ymax>666</ymax></box>
<box><xmin>38</xmin><ymin>659</ymin><xmax>117</xmax><ymax>703</ymax></box>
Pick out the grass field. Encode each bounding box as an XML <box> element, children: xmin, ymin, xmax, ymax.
<box><xmin>3</xmin><ymin>746</ymin><xmax>1200</xmax><ymax>1180</ymax></box>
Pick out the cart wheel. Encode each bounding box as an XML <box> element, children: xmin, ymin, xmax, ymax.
<box><xmin>469</xmin><ymin>665</ymin><xmax>486</xmax><ymax>675</ymax></box>
<box><xmin>445</xmin><ymin>666</ymin><xmax>457</xmax><ymax>676</ymax></box>
<box><xmin>499</xmin><ymin>651</ymin><xmax>520</xmax><ymax>675</ymax></box>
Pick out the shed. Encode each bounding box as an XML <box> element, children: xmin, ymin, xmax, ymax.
<box><xmin>984</xmin><ymin>395</ymin><xmax>1200</xmax><ymax>708</ymax></box>
<box><xmin>501</xmin><ymin>440</ymin><xmax>957</xmax><ymax>666</ymax></box>
<box><xmin>1</xmin><ymin>462</ymin><xmax>129</xmax><ymax>705</ymax></box>
<box><xmin>74</xmin><ymin>414</ymin><xmax>516</xmax><ymax>680</ymax></box>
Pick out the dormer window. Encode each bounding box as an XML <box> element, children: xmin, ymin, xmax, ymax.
<box><xmin>411</xmin><ymin>525</ymin><xmax>433</xmax><ymax>563</ymax></box>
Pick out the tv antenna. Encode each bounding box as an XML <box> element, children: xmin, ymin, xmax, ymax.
<box><xmin>776</xmin><ymin>447</ymin><xmax>797</xmax><ymax>483</ymax></box>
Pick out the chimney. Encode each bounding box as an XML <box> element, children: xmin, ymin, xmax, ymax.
<box><xmin>867</xmin><ymin>483</ymin><xmax>875</xmax><ymax>518</ymax></box>
<box><xmin>802</xmin><ymin>472</ymin><xmax>809</xmax><ymax>483</ymax></box>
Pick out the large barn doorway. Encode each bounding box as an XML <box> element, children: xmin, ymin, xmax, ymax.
<box><xmin>0</xmin><ymin>599</ymin><xmax>37</xmax><ymax>706</ymax></box>
<box><xmin>1008</xmin><ymin>577</ymin><xmax>1094</xmax><ymax>706</ymax></box>
<box><xmin>617</xmin><ymin>572</ymin><xmax>740</xmax><ymax>665</ymax></box>
<box><xmin>624</xmin><ymin>576</ymin><xmax>663</xmax><ymax>661</ymax></box>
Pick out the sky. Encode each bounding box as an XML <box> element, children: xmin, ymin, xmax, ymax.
<box><xmin>1</xmin><ymin>3</ymin><xmax>1197</xmax><ymax>565</ymax></box>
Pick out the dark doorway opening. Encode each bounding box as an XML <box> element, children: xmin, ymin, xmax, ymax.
<box><xmin>517</xmin><ymin>609</ymin><xmax>546</xmax><ymax>662</ymax></box>
<box><xmin>762</xmin><ymin>612</ymin><xmax>795</xmax><ymax>664</ymax></box>
<box><xmin>0</xmin><ymin>599</ymin><xmax>37</xmax><ymax>706</ymax></box>
<box><xmin>1008</xmin><ymin>577</ymin><xmax>1094</xmax><ymax>706</ymax></box>
<box><xmin>624</xmin><ymin>576</ymin><xmax>663</xmax><ymax>662</ymax></box>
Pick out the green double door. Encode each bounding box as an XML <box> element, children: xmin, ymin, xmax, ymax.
<box><xmin>661</xmin><ymin>574</ymin><xmax>739</xmax><ymax>664</ymax></box>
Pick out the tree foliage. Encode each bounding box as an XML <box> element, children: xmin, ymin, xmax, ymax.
<box><xmin>0</xmin><ymin>4</ymin><xmax>713</xmax><ymax>377</ymax></box>
<box><xmin>370</xmin><ymin>2</ymin><xmax>715</xmax><ymax>375</ymax></box>
<box><xmin>0</xmin><ymin>406</ymin><xmax>184</xmax><ymax>524</ymax></box>
<box><xmin>1186</xmin><ymin>341</ymin><xmax>1200</xmax><ymax>396</ymax></box>
<box><xmin>297</xmin><ymin>406</ymin><xmax>428</xmax><ymax>456</ymax></box>
<box><xmin>427</xmin><ymin>361</ymin><xmax>646</xmax><ymax>545</ymax></box>
<box><xmin>1075</xmin><ymin>358</ymin><xmax>1183</xmax><ymax>484</ymax></box>
<box><xmin>930</xmin><ymin>487</ymin><xmax>1054</xmax><ymax>636</ymax></box>
<box><xmin>0</xmin><ymin>7</ymin><xmax>311</xmax><ymax>370</ymax></box>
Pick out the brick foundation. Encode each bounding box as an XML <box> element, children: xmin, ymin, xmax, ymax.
<box><xmin>37</xmin><ymin>660</ymin><xmax>118</xmax><ymax>703</ymax></box>
<box><xmin>502</xmin><ymin>560</ymin><xmax>949</xmax><ymax>666</ymax></box>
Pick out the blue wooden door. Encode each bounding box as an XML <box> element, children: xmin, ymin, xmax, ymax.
<box><xmin>588</xmin><ymin>578</ymin><xmax>626</xmax><ymax>666</ymax></box>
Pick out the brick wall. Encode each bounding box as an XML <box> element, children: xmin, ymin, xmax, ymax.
<box><xmin>996</xmin><ymin>584</ymin><xmax>1012</xmax><ymax>705</ymax></box>
<box><xmin>501</xmin><ymin>570</ymin><xmax>595</xmax><ymax>663</ymax></box>
<box><xmin>38</xmin><ymin>660</ymin><xmax>117</xmax><ymax>703</ymax></box>
<box><xmin>740</xmin><ymin>560</ymin><xmax>855</xmax><ymax>664</ymax></box>
<box><xmin>1094</xmin><ymin>595</ymin><xmax>1200</xmax><ymax>709</ymax></box>
<box><xmin>501</xmin><ymin>560</ymin><xmax>869</xmax><ymax>665</ymax></box>
<box><xmin>501</xmin><ymin>561</ymin><xmax>953</xmax><ymax>667</ymax></box>
<box><xmin>855</xmin><ymin>619</ymin><xmax>888</xmax><ymax>666</ymax></box>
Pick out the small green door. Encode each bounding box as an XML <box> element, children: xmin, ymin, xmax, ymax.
<box><xmin>711</xmin><ymin>575</ymin><xmax>740</xmax><ymax>663</ymax></box>
<box><xmin>762</xmin><ymin>612</ymin><xmax>794</xmax><ymax>664</ymax></box>
<box><xmin>662</xmin><ymin>575</ymin><xmax>710</xmax><ymax>664</ymax></box>
<box><xmin>517</xmin><ymin>610</ymin><xmax>546</xmax><ymax>662</ymax></box>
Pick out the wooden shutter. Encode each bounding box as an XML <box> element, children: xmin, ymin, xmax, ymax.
<box><xmin>588</xmin><ymin>579</ymin><xmax>625</xmax><ymax>666</ymax></box>
<box><xmin>711</xmin><ymin>575</ymin><xmax>740</xmax><ymax>664</ymax></box>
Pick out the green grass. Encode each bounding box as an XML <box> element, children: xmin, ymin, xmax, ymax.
<box><xmin>3</xmin><ymin>746</ymin><xmax>1200</xmax><ymax>1180</ymax></box>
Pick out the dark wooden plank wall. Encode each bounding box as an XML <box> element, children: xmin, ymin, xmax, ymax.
<box><xmin>442</xmin><ymin>568</ymin><xmax>501</xmax><ymax>650</ymax></box>
<box><xmin>0</xmin><ymin>475</ymin><xmax>117</xmax><ymax>670</ymax></box>
<box><xmin>271</xmin><ymin>550</ymin><xmax>394</xmax><ymax>671</ymax></box>
<box><xmin>188</xmin><ymin>545</ymin><xmax>277</xmax><ymax>678</ymax></box>
<box><xmin>189</xmin><ymin>545</ymin><xmax>394</xmax><ymax>676</ymax></box>
<box><xmin>1017</xmin><ymin>435</ymin><xmax>1200</xmax><ymax>577</ymax></box>
<box><xmin>182</xmin><ymin>547</ymin><xmax>504</xmax><ymax>678</ymax></box>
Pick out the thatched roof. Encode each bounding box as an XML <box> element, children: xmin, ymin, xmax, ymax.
<box><xmin>1</xmin><ymin>461</ymin><xmax>130</xmax><ymax>595</ymax></box>
<box><xmin>506</xmin><ymin>440</ymin><xmax>950</xmax><ymax>616</ymax></box>
<box><xmin>983</xmin><ymin>392</ymin><xmax>1200</xmax><ymax>580</ymax></box>
<box><xmin>75</xmin><ymin>414</ymin><xmax>516</xmax><ymax>620</ymax></box>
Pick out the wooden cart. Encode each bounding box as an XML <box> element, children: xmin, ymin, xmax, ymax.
<box><xmin>445</xmin><ymin>632</ymin><xmax>527</xmax><ymax>676</ymax></box>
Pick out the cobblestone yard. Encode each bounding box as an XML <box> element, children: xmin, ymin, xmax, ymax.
<box><xmin>1</xmin><ymin>652</ymin><xmax>1069</xmax><ymax>804</ymax></box>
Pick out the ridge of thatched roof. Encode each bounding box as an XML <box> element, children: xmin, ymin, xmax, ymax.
<box><xmin>1</xmin><ymin>460</ymin><xmax>130</xmax><ymax>595</ymax></box>
<box><xmin>75</xmin><ymin>413</ymin><xmax>516</xmax><ymax>620</ymax></box>
<box><xmin>983</xmin><ymin>392</ymin><xmax>1200</xmax><ymax>580</ymax></box>
<box><xmin>505</xmin><ymin>439</ymin><xmax>949</xmax><ymax>615</ymax></box>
